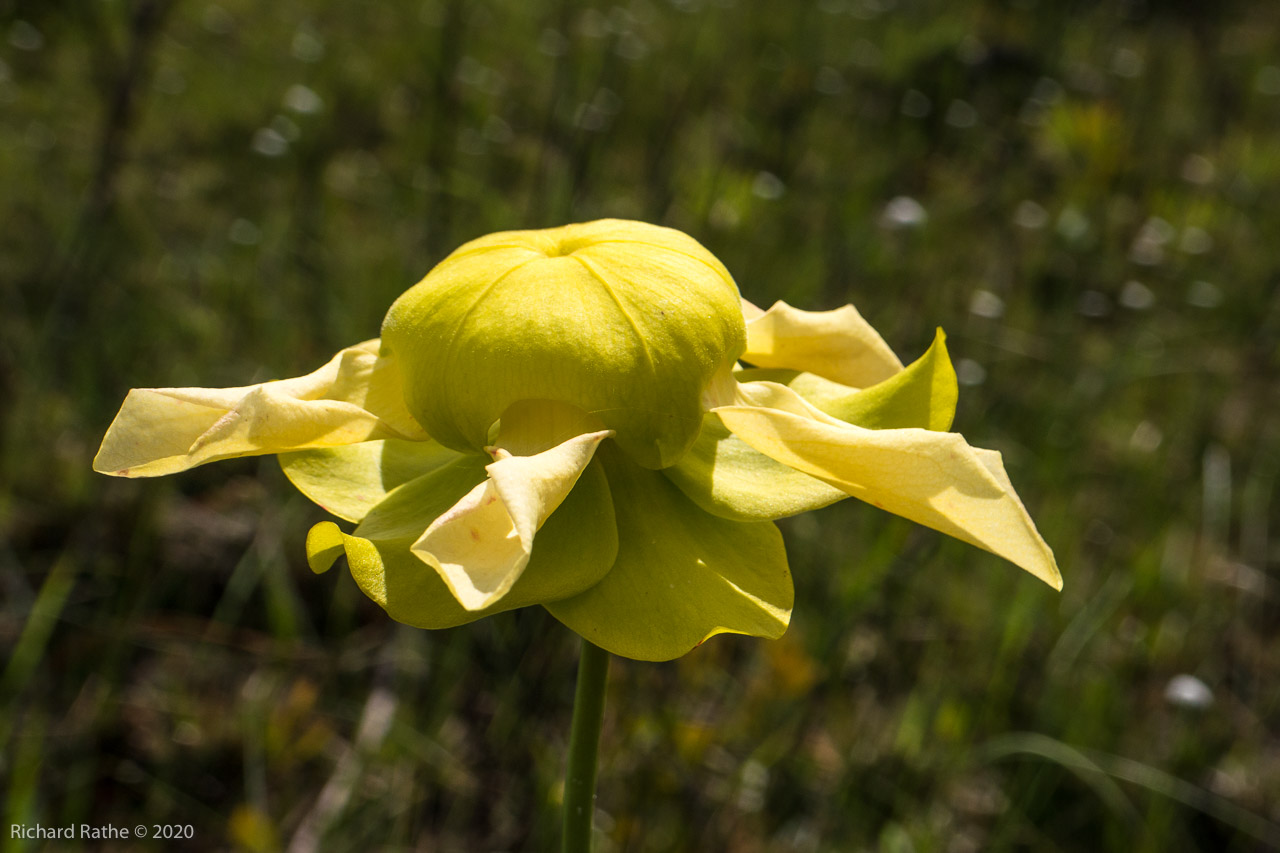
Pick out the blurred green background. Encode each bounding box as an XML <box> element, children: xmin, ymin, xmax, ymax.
<box><xmin>2</xmin><ymin>0</ymin><xmax>1279</xmax><ymax>850</ymax></box>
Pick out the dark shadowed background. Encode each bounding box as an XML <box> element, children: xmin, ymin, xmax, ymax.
<box><xmin>2</xmin><ymin>0</ymin><xmax>1278</xmax><ymax>850</ymax></box>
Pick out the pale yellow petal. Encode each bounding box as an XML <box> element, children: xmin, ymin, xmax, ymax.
<box><xmin>715</xmin><ymin>381</ymin><xmax>1061</xmax><ymax>589</ymax></box>
<box><xmin>94</xmin><ymin>340</ymin><xmax>428</xmax><ymax>477</ymax></box>
<box><xmin>742</xmin><ymin>300</ymin><xmax>903</xmax><ymax>388</ymax></box>
<box><xmin>412</xmin><ymin>430</ymin><xmax>612</xmax><ymax>610</ymax></box>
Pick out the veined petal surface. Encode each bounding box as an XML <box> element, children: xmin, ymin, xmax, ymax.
<box><xmin>94</xmin><ymin>340</ymin><xmax>427</xmax><ymax>477</ymax></box>
<box><xmin>546</xmin><ymin>446</ymin><xmax>793</xmax><ymax>661</ymax></box>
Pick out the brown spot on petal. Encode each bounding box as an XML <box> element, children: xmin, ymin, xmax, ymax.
<box><xmin>470</xmin><ymin>528</ymin><xmax>481</xmax><ymax>541</ymax></box>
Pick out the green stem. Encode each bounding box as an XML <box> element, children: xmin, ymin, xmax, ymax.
<box><xmin>562</xmin><ymin>637</ymin><xmax>609</xmax><ymax>853</ymax></box>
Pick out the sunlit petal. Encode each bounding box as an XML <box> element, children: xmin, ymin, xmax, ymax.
<box><xmin>94</xmin><ymin>340</ymin><xmax>427</xmax><ymax>477</ymax></box>
<box><xmin>742</xmin><ymin>300</ymin><xmax>903</xmax><ymax>388</ymax></box>
<box><xmin>715</xmin><ymin>381</ymin><xmax>1061</xmax><ymax>589</ymax></box>
<box><xmin>662</xmin><ymin>412</ymin><xmax>846</xmax><ymax>522</ymax></box>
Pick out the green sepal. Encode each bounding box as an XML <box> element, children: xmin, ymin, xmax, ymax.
<box><xmin>661</xmin><ymin>413</ymin><xmax>845</xmax><ymax>521</ymax></box>
<box><xmin>280</xmin><ymin>438</ymin><xmax>463</xmax><ymax>523</ymax></box>
<box><xmin>546</xmin><ymin>445</ymin><xmax>792</xmax><ymax>662</ymax></box>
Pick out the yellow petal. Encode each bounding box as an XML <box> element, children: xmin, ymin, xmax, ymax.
<box><xmin>715</xmin><ymin>381</ymin><xmax>1061</xmax><ymax>589</ymax></box>
<box><xmin>305</xmin><ymin>520</ymin><xmax>347</xmax><ymax>574</ymax></box>
<box><xmin>668</xmin><ymin>332</ymin><xmax>958</xmax><ymax>522</ymax></box>
<box><xmin>742</xmin><ymin>300</ymin><xmax>903</xmax><ymax>388</ymax></box>
<box><xmin>735</xmin><ymin>328</ymin><xmax>957</xmax><ymax>431</ymax></box>
<box><xmin>93</xmin><ymin>340</ymin><xmax>428</xmax><ymax>477</ymax></box>
<box><xmin>412</xmin><ymin>430</ymin><xmax>612</xmax><ymax>610</ymax></box>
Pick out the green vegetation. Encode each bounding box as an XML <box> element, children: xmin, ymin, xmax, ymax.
<box><xmin>3</xmin><ymin>0</ymin><xmax>1278</xmax><ymax>849</ymax></box>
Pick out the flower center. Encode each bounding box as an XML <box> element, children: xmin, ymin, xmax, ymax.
<box><xmin>548</xmin><ymin>235</ymin><xmax>594</xmax><ymax>257</ymax></box>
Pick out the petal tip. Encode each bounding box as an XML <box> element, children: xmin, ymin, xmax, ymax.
<box><xmin>92</xmin><ymin>458</ymin><xmax>132</xmax><ymax>477</ymax></box>
<box><xmin>1045</xmin><ymin>566</ymin><xmax>1064</xmax><ymax>592</ymax></box>
<box><xmin>449</xmin><ymin>578</ymin><xmax>508</xmax><ymax>612</ymax></box>
<box><xmin>1021</xmin><ymin>549</ymin><xmax>1063</xmax><ymax>591</ymax></box>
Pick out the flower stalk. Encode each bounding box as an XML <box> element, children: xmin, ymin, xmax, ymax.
<box><xmin>562</xmin><ymin>638</ymin><xmax>609</xmax><ymax>853</ymax></box>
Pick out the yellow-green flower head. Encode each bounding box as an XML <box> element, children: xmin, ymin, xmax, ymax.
<box><xmin>93</xmin><ymin>219</ymin><xmax>1061</xmax><ymax>661</ymax></box>
<box><xmin>382</xmin><ymin>220</ymin><xmax>745</xmax><ymax>469</ymax></box>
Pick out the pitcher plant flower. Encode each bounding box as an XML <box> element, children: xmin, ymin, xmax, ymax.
<box><xmin>95</xmin><ymin>219</ymin><xmax>1060</xmax><ymax>663</ymax></box>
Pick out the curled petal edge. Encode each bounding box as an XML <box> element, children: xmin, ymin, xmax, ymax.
<box><xmin>412</xmin><ymin>430</ymin><xmax>614</xmax><ymax>611</ymax></box>
<box><xmin>740</xmin><ymin>299</ymin><xmax>904</xmax><ymax>388</ymax></box>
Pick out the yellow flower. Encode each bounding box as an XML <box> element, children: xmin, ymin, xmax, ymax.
<box><xmin>94</xmin><ymin>219</ymin><xmax>1060</xmax><ymax>661</ymax></box>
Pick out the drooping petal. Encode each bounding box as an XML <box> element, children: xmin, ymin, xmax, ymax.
<box><xmin>714</xmin><ymin>381</ymin><xmax>1061</xmax><ymax>590</ymax></box>
<box><xmin>666</xmin><ymin>331</ymin><xmax>957</xmax><ymax>521</ymax></box>
<box><xmin>413</xmin><ymin>430</ymin><xmax>612</xmax><ymax>611</ymax></box>
<box><xmin>280</xmin><ymin>438</ymin><xmax>464</xmax><ymax>523</ymax></box>
<box><xmin>741</xmin><ymin>299</ymin><xmax>903</xmax><ymax>388</ymax></box>
<box><xmin>94</xmin><ymin>340</ymin><xmax>428</xmax><ymax>477</ymax></box>
<box><xmin>306</xmin><ymin>454</ymin><xmax>618</xmax><ymax>628</ymax></box>
<box><xmin>546</xmin><ymin>445</ymin><xmax>792</xmax><ymax>662</ymax></box>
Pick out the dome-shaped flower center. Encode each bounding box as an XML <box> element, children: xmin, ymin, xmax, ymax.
<box><xmin>381</xmin><ymin>219</ymin><xmax>746</xmax><ymax>469</ymax></box>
